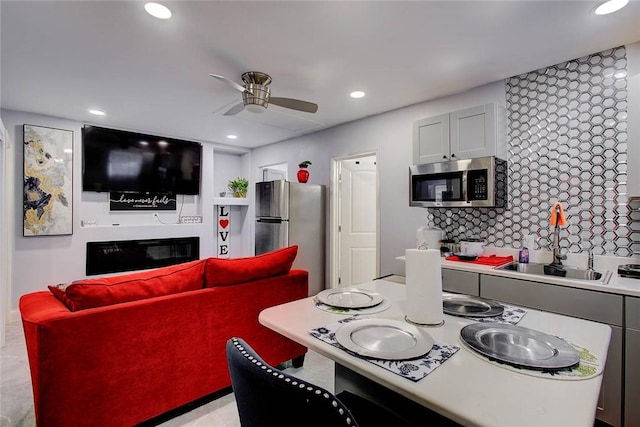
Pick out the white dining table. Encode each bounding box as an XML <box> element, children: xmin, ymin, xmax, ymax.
<box><xmin>259</xmin><ymin>278</ymin><xmax>612</xmax><ymax>427</ymax></box>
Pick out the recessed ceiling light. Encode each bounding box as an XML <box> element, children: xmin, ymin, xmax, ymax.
<box><xmin>350</xmin><ymin>91</ymin><xmax>366</xmax><ymax>99</ymax></box>
<box><xmin>227</xmin><ymin>134</ymin><xmax>238</xmax><ymax>140</ymax></box>
<box><xmin>144</xmin><ymin>2</ymin><xmax>172</xmax><ymax>19</ymax></box>
<box><xmin>88</xmin><ymin>109</ymin><xmax>105</xmax><ymax>116</ymax></box>
<box><xmin>595</xmin><ymin>0</ymin><xmax>628</xmax><ymax>15</ymax></box>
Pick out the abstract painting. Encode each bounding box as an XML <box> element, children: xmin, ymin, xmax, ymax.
<box><xmin>23</xmin><ymin>124</ymin><xmax>73</xmax><ymax>236</ymax></box>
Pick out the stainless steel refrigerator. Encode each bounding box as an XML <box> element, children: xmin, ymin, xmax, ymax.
<box><xmin>255</xmin><ymin>180</ymin><xmax>326</xmax><ymax>296</ymax></box>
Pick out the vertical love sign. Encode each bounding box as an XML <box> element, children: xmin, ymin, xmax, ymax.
<box><xmin>217</xmin><ymin>205</ymin><xmax>231</xmax><ymax>258</ymax></box>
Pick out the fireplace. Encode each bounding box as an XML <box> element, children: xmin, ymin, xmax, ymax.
<box><xmin>86</xmin><ymin>237</ymin><xmax>199</xmax><ymax>276</ymax></box>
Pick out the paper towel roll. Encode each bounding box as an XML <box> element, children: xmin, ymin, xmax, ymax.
<box><xmin>405</xmin><ymin>249</ymin><xmax>443</xmax><ymax>326</ymax></box>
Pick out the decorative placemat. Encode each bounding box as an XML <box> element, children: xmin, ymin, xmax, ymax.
<box><xmin>312</xmin><ymin>296</ymin><xmax>392</xmax><ymax>315</ymax></box>
<box><xmin>460</xmin><ymin>304</ymin><xmax>528</xmax><ymax>325</ymax></box>
<box><xmin>309</xmin><ymin>316</ymin><xmax>459</xmax><ymax>382</ymax></box>
<box><xmin>461</xmin><ymin>338</ymin><xmax>603</xmax><ymax>381</ymax></box>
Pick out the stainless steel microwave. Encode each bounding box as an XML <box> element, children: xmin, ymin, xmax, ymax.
<box><xmin>409</xmin><ymin>156</ymin><xmax>507</xmax><ymax>208</ymax></box>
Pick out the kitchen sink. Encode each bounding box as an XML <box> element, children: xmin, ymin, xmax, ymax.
<box><xmin>495</xmin><ymin>262</ymin><xmax>612</xmax><ymax>285</ymax></box>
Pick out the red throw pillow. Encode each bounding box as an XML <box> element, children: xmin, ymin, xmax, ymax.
<box><xmin>48</xmin><ymin>259</ymin><xmax>206</xmax><ymax>312</ymax></box>
<box><xmin>205</xmin><ymin>245</ymin><xmax>298</xmax><ymax>287</ymax></box>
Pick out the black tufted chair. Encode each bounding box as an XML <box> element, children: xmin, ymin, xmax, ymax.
<box><xmin>226</xmin><ymin>337</ymin><xmax>411</xmax><ymax>427</ymax></box>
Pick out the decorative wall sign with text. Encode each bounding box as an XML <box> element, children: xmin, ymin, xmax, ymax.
<box><xmin>109</xmin><ymin>192</ymin><xmax>177</xmax><ymax>211</ymax></box>
<box><xmin>23</xmin><ymin>124</ymin><xmax>73</xmax><ymax>236</ymax></box>
<box><xmin>217</xmin><ymin>205</ymin><xmax>230</xmax><ymax>258</ymax></box>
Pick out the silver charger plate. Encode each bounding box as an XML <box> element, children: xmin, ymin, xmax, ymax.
<box><xmin>460</xmin><ymin>323</ymin><xmax>580</xmax><ymax>370</ymax></box>
<box><xmin>316</xmin><ymin>288</ymin><xmax>384</xmax><ymax>309</ymax></box>
<box><xmin>443</xmin><ymin>294</ymin><xmax>504</xmax><ymax>318</ymax></box>
<box><xmin>335</xmin><ymin>318</ymin><xmax>434</xmax><ymax>360</ymax></box>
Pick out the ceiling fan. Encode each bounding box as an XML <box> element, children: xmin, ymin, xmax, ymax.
<box><xmin>210</xmin><ymin>71</ymin><xmax>318</xmax><ymax>116</ymax></box>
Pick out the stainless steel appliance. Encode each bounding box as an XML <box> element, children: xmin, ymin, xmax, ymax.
<box><xmin>255</xmin><ymin>180</ymin><xmax>326</xmax><ymax>295</ymax></box>
<box><xmin>409</xmin><ymin>156</ymin><xmax>507</xmax><ymax>208</ymax></box>
<box><xmin>618</xmin><ymin>264</ymin><xmax>640</xmax><ymax>279</ymax></box>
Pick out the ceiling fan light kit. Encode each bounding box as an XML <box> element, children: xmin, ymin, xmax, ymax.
<box><xmin>210</xmin><ymin>71</ymin><xmax>318</xmax><ymax>116</ymax></box>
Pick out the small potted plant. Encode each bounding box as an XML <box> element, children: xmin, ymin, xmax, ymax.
<box><xmin>297</xmin><ymin>161</ymin><xmax>312</xmax><ymax>183</ymax></box>
<box><xmin>228</xmin><ymin>177</ymin><xmax>249</xmax><ymax>198</ymax></box>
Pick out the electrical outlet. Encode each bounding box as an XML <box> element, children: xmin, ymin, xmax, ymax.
<box><xmin>180</xmin><ymin>215</ymin><xmax>202</xmax><ymax>224</ymax></box>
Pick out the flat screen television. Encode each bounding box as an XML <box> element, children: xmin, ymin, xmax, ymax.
<box><xmin>82</xmin><ymin>125</ymin><xmax>202</xmax><ymax>195</ymax></box>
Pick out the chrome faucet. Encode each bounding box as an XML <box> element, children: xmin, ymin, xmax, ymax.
<box><xmin>551</xmin><ymin>222</ymin><xmax>566</xmax><ymax>265</ymax></box>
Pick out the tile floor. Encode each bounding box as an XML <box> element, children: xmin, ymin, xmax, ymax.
<box><xmin>0</xmin><ymin>321</ymin><xmax>335</xmax><ymax>427</ymax></box>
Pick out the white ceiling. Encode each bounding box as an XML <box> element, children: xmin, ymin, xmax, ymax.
<box><xmin>2</xmin><ymin>1</ymin><xmax>639</xmax><ymax>148</ymax></box>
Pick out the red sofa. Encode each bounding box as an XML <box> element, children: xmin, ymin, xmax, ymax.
<box><xmin>19</xmin><ymin>246</ymin><xmax>308</xmax><ymax>427</ymax></box>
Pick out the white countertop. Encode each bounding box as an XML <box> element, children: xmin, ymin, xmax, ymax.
<box><xmin>398</xmin><ymin>247</ymin><xmax>640</xmax><ymax>297</ymax></box>
<box><xmin>260</xmin><ymin>280</ymin><xmax>611</xmax><ymax>427</ymax></box>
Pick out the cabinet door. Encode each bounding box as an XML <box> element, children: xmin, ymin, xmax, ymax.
<box><xmin>450</xmin><ymin>103</ymin><xmax>496</xmax><ymax>160</ymax></box>
<box><xmin>626</xmin><ymin>297</ymin><xmax>640</xmax><ymax>427</ymax></box>
<box><xmin>626</xmin><ymin>328</ymin><xmax>640</xmax><ymax>427</ymax></box>
<box><xmin>479</xmin><ymin>274</ymin><xmax>623</xmax><ymax>326</ymax></box>
<box><xmin>412</xmin><ymin>113</ymin><xmax>450</xmax><ymax>164</ymax></box>
<box><xmin>442</xmin><ymin>269</ymin><xmax>479</xmax><ymax>295</ymax></box>
<box><xmin>597</xmin><ymin>325</ymin><xmax>622</xmax><ymax>427</ymax></box>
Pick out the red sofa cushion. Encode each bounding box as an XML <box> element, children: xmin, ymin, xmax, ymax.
<box><xmin>205</xmin><ymin>245</ymin><xmax>298</xmax><ymax>287</ymax></box>
<box><xmin>48</xmin><ymin>259</ymin><xmax>206</xmax><ymax>311</ymax></box>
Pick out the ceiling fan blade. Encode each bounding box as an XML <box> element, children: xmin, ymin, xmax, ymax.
<box><xmin>223</xmin><ymin>102</ymin><xmax>245</xmax><ymax>116</ymax></box>
<box><xmin>269</xmin><ymin>97</ymin><xmax>318</xmax><ymax>114</ymax></box>
<box><xmin>209</xmin><ymin>74</ymin><xmax>251</xmax><ymax>94</ymax></box>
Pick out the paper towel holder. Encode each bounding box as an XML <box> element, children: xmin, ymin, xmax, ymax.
<box><xmin>405</xmin><ymin>316</ymin><xmax>445</xmax><ymax>328</ymax></box>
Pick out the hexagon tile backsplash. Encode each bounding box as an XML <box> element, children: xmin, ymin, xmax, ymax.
<box><xmin>428</xmin><ymin>46</ymin><xmax>640</xmax><ymax>257</ymax></box>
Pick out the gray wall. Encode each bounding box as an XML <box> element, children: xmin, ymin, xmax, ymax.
<box><xmin>429</xmin><ymin>46</ymin><xmax>640</xmax><ymax>257</ymax></box>
<box><xmin>4</xmin><ymin>43</ymin><xmax>639</xmax><ymax>309</ymax></box>
<box><xmin>252</xmin><ymin>44</ymin><xmax>640</xmax><ymax>280</ymax></box>
<box><xmin>251</xmin><ymin>82</ymin><xmax>507</xmax><ymax>279</ymax></box>
<box><xmin>2</xmin><ymin>110</ymin><xmax>249</xmax><ymax>308</ymax></box>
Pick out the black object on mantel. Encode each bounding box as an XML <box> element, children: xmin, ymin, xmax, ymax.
<box><xmin>618</xmin><ymin>264</ymin><xmax>640</xmax><ymax>279</ymax></box>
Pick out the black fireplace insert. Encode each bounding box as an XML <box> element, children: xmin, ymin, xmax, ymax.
<box><xmin>86</xmin><ymin>237</ymin><xmax>199</xmax><ymax>276</ymax></box>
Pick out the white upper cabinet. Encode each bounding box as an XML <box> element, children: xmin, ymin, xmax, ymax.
<box><xmin>413</xmin><ymin>102</ymin><xmax>503</xmax><ymax>165</ymax></box>
<box><xmin>412</xmin><ymin>113</ymin><xmax>450</xmax><ymax>164</ymax></box>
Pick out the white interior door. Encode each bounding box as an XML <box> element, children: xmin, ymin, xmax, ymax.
<box><xmin>0</xmin><ymin>121</ymin><xmax>8</xmax><ymax>347</ymax></box>
<box><xmin>337</xmin><ymin>155</ymin><xmax>377</xmax><ymax>287</ymax></box>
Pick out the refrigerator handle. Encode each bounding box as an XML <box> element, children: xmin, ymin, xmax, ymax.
<box><xmin>256</xmin><ymin>218</ymin><xmax>284</xmax><ymax>223</ymax></box>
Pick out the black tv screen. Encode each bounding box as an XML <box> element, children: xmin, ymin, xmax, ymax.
<box><xmin>82</xmin><ymin>125</ymin><xmax>202</xmax><ymax>195</ymax></box>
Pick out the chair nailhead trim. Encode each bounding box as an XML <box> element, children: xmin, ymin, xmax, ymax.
<box><xmin>232</xmin><ymin>339</ymin><xmax>354</xmax><ymax>426</ymax></box>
